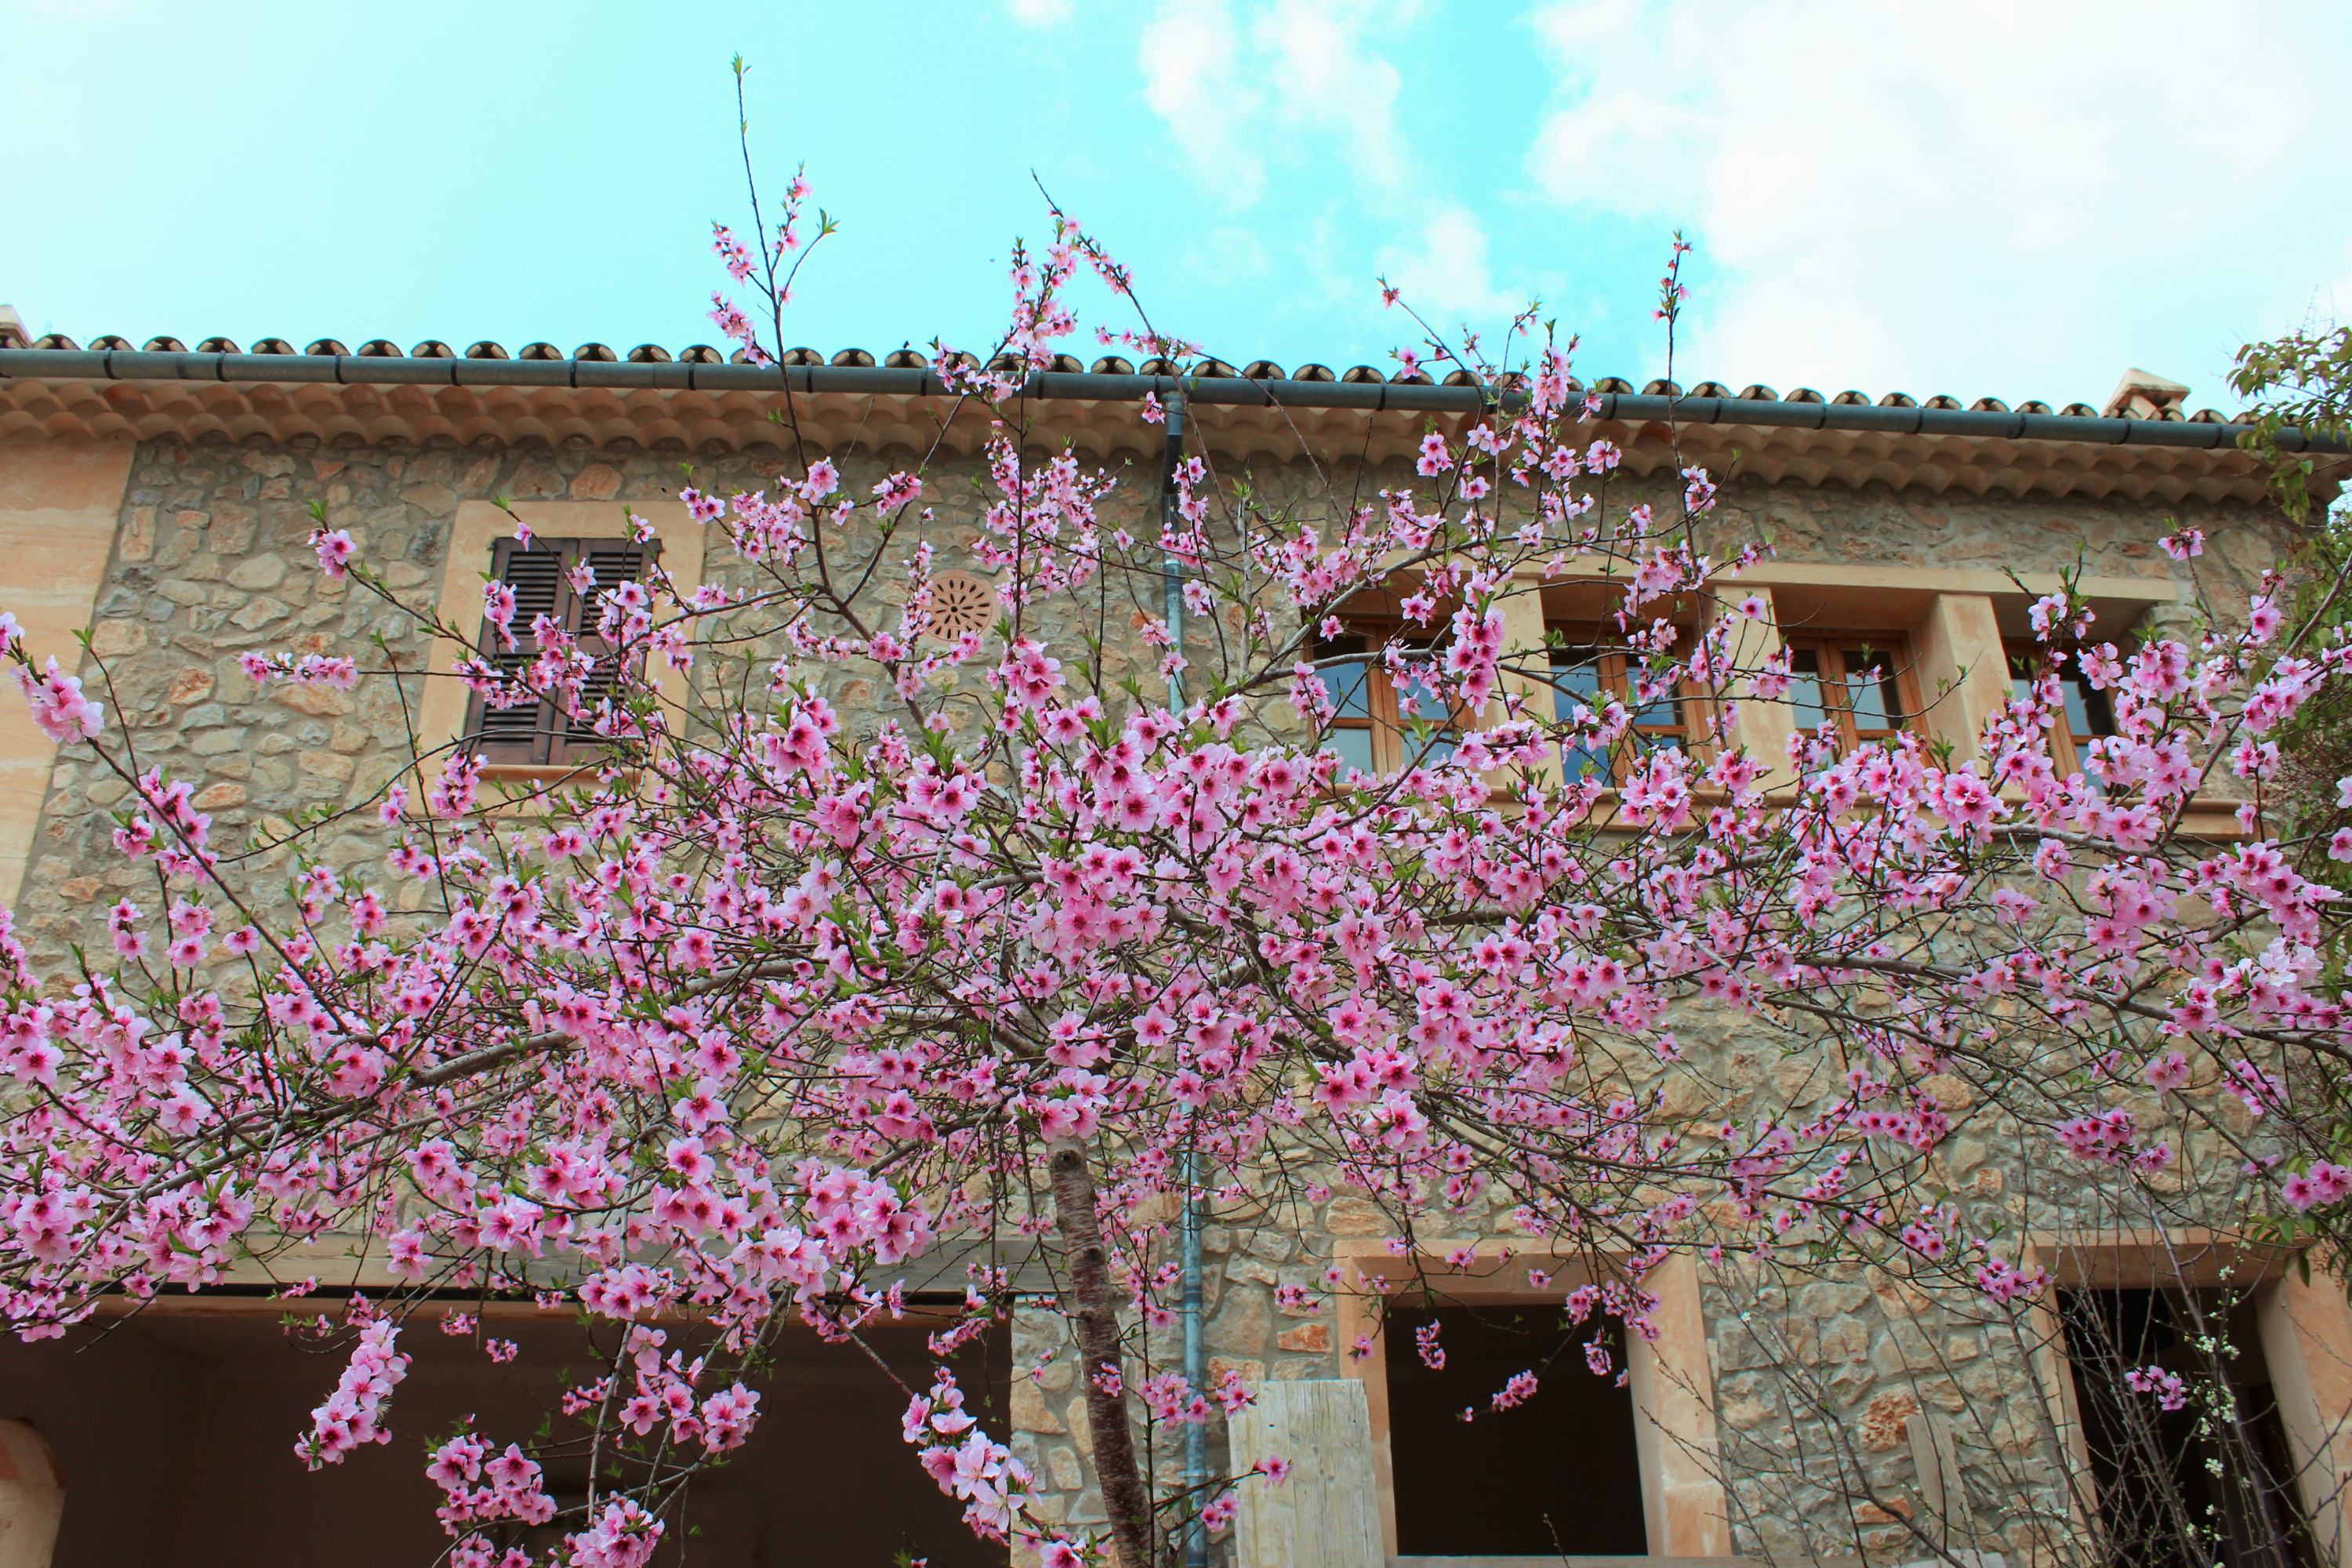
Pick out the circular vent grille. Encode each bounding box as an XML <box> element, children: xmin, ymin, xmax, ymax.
<box><xmin>927</xmin><ymin>572</ymin><xmax>997</xmax><ymax>637</ymax></box>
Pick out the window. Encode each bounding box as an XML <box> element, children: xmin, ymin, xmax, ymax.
<box><xmin>2008</xmin><ymin>644</ymin><xmax>2117</xmax><ymax>778</ymax></box>
<box><xmin>1385</xmin><ymin>1303</ymin><xmax>1648</xmax><ymax>1555</ymax></box>
<box><xmin>1784</xmin><ymin>636</ymin><xmax>1914</xmax><ymax>749</ymax></box>
<box><xmin>1313</xmin><ymin>630</ymin><xmax>1462</xmax><ymax>776</ymax></box>
<box><xmin>2060</xmin><ymin>1287</ymin><xmax>2315</xmax><ymax>1568</ymax></box>
<box><xmin>1546</xmin><ymin>627</ymin><xmax>1697</xmax><ymax>785</ymax></box>
<box><xmin>463</xmin><ymin>536</ymin><xmax>655</xmax><ymax>768</ymax></box>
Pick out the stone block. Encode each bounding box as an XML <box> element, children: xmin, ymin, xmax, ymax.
<box><xmin>226</xmin><ymin>553</ymin><xmax>287</xmax><ymax>590</ymax></box>
<box><xmin>296</xmin><ymin>750</ymin><xmax>357</xmax><ymax>784</ymax></box>
<box><xmin>1011</xmin><ymin>1376</ymin><xmax>1066</xmax><ymax>1436</ymax></box>
<box><xmin>209</xmin><ymin>505</ymin><xmax>259</xmax><ymax>554</ymax></box>
<box><xmin>1207</xmin><ymin>1290</ymin><xmax>1271</xmax><ymax>1356</ymax></box>
<box><xmin>228</xmin><ymin>597</ymin><xmax>289</xmax><ymax>630</ymax></box>
<box><xmin>571</xmin><ymin>464</ymin><xmax>623</xmax><ymax>500</ymax></box>
<box><xmin>1858</xmin><ymin>1389</ymin><xmax>1921</xmax><ymax>1451</ymax></box>
<box><xmin>88</xmin><ymin>619</ymin><xmax>146</xmax><ymax>657</ymax></box>
<box><xmin>1046</xmin><ymin>1444</ymin><xmax>1082</xmax><ymax>1490</ymax></box>
<box><xmin>119</xmin><ymin>506</ymin><xmax>156</xmax><ymax>562</ymax></box>
<box><xmin>272</xmin><ymin>684</ymin><xmax>354</xmax><ymax>718</ymax></box>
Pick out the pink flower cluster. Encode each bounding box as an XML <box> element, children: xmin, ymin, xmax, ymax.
<box><xmin>296</xmin><ymin>1317</ymin><xmax>408</xmax><ymax>1469</ymax></box>
<box><xmin>2125</xmin><ymin>1364</ymin><xmax>2190</xmax><ymax>1410</ymax></box>
<box><xmin>13</xmin><ymin>656</ymin><xmax>103</xmax><ymax>742</ymax></box>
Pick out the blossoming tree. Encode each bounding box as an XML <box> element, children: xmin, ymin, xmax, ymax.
<box><xmin>5</xmin><ymin>132</ymin><xmax>2350</xmax><ymax>1568</ymax></box>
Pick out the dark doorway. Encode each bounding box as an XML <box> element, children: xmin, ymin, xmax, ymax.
<box><xmin>1384</xmin><ymin>1301</ymin><xmax>1648</xmax><ymax>1555</ymax></box>
<box><xmin>0</xmin><ymin>1305</ymin><xmax>1007</xmax><ymax>1568</ymax></box>
<box><xmin>2060</xmin><ymin>1287</ymin><xmax>2314</xmax><ymax>1568</ymax></box>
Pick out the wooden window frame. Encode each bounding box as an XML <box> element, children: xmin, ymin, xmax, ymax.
<box><xmin>461</xmin><ymin>536</ymin><xmax>659</xmax><ymax>768</ymax></box>
<box><xmin>1783</xmin><ymin>633</ymin><xmax>1921</xmax><ymax>750</ymax></box>
<box><xmin>2005</xmin><ymin>641</ymin><xmax>2118</xmax><ymax>779</ymax></box>
<box><xmin>1544</xmin><ymin>622</ymin><xmax>1709</xmax><ymax>786</ymax></box>
<box><xmin>1313</xmin><ymin>624</ymin><xmax>1468</xmax><ymax>777</ymax></box>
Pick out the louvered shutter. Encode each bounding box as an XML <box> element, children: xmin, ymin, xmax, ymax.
<box><xmin>464</xmin><ymin>539</ymin><xmax>568</xmax><ymax>764</ymax></box>
<box><xmin>460</xmin><ymin>538</ymin><xmax>655</xmax><ymax>767</ymax></box>
<box><xmin>554</xmin><ymin>541</ymin><xmax>654</xmax><ymax>764</ymax></box>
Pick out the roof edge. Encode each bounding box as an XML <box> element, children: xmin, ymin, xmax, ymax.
<box><xmin>0</xmin><ymin>348</ymin><xmax>2339</xmax><ymax>456</ymax></box>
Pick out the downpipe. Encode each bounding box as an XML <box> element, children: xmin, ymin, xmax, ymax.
<box><xmin>1159</xmin><ymin>388</ymin><xmax>1210</xmax><ymax>1568</ymax></box>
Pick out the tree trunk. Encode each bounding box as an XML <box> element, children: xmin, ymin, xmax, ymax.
<box><xmin>1048</xmin><ymin>1136</ymin><xmax>1156</xmax><ymax>1568</ymax></box>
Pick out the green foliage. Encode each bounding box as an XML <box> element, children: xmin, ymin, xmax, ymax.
<box><xmin>2236</xmin><ymin>327</ymin><xmax>2352</xmax><ymax>967</ymax></box>
<box><xmin>2229</xmin><ymin>323</ymin><xmax>2352</xmax><ymax>526</ymax></box>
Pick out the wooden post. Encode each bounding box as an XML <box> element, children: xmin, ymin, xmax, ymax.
<box><xmin>1229</xmin><ymin>1380</ymin><xmax>1385</xmax><ymax>1568</ymax></box>
<box><xmin>1907</xmin><ymin>1409</ymin><xmax>1973</xmax><ymax>1552</ymax></box>
<box><xmin>0</xmin><ymin>1419</ymin><xmax>64</xmax><ymax>1568</ymax></box>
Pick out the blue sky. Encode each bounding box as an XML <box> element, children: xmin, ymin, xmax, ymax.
<box><xmin>7</xmin><ymin>0</ymin><xmax>2350</xmax><ymax>412</ymax></box>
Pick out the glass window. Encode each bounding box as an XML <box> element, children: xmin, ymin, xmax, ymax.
<box><xmin>2008</xmin><ymin>646</ymin><xmax>2118</xmax><ymax>778</ymax></box>
<box><xmin>1548</xmin><ymin>630</ymin><xmax>1697</xmax><ymax>784</ymax></box>
<box><xmin>1312</xmin><ymin>626</ymin><xmax>1472</xmax><ymax>776</ymax></box>
<box><xmin>1392</xmin><ymin>655</ymin><xmax>1458</xmax><ymax>767</ymax></box>
<box><xmin>1548</xmin><ymin>652</ymin><xmax>1614</xmax><ymax>783</ymax></box>
<box><xmin>1316</xmin><ymin>635</ymin><xmax>1380</xmax><ymax>777</ymax></box>
<box><xmin>1783</xmin><ymin>638</ymin><xmax>1913</xmax><ymax>750</ymax></box>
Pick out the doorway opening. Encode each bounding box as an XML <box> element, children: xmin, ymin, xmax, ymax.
<box><xmin>1383</xmin><ymin>1301</ymin><xmax>1648</xmax><ymax>1556</ymax></box>
<box><xmin>2060</xmin><ymin>1287</ymin><xmax>2315</xmax><ymax>1568</ymax></box>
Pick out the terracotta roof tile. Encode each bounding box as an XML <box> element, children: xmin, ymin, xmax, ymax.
<box><xmin>0</xmin><ymin>328</ymin><xmax>2296</xmax><ymax>493</ymax></box>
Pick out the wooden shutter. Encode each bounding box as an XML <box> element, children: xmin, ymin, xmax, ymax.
<box><xmin>557</xmin><ymin>541</ymin><xmax>653</xmax><ymax>763</ymax></box>
<box><xmin>462</xmin><ymin>538</ymin><xmax>655</xmax><ymax>766</ymax></box>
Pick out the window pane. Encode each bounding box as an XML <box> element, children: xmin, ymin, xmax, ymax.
<box><xmin>1788</xmin><ymin>646</ymin><xmax>1828</xmax><ymax>731</ymax></box>
<box><xmin>1550</xmin><ymin>652</ymin><xmax>1604</xmax><ymax>723</ymax></box>
<box><xmin>1394</xmin><ymin>662</ymin><xmax>1446</xmax><ymax>723</ymax></box>
<box><xmin>1317</xmin><ymin>640</ymin><xmax>1374</xmax><ymax>720</ymax></box>
<box><xmin>1842</xmin><ymin>648</ymin><xmax>1904</xmax><ymax>731</ymax></box>
<box><xmin>1324</xmin><ymin>725</ymin><xmax>1377</xmax><ymax>776</ymax></box>
<box><xmin>1628</xmin><ymin>667</ymin><xmax>1684</xmax><ymax>730</ymax></box>
<box><xmin>2064</xmin><ymin>676</ymin><xmax>2116</xmax><ymax>741</ymax></box>
<box><xmin>1552</xmin><ymin>652</ymin><xmax>1611</xmax><ymax>783</ymax></box>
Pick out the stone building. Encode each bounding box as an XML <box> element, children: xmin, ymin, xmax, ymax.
<box><xmin>0</xmin><ymin>331</ymin><xmax>2347</xmax><ymax>1568</ymax></box>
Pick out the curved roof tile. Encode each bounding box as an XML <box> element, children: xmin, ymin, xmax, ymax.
<box><xmin>0</xmin><ymin>339</ymin><xmax>2313</xmax><ymax>499</ymax></box>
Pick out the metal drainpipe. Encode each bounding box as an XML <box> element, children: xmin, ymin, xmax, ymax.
<box><xmin>1159</xmin><ymin>385</ymin><xmax>1210</xmax><ymax>1568</ymax></box>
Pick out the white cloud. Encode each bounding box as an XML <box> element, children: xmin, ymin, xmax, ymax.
<box><xmin>1377</xmin><ymin>205</ymin><xmax>1524</xmax><ymax>328</ymax></box>
<box><xmin>1526</xmin><ymin>0</ymin><xmax>2352</xmax><ymax>406</ymax></box>
<box><xmin>1255</xmin><ymin>0</ymin><xmax>1409</xmax><ymax>191</ymax></box>
<box><xmin>1006</xmin><ymin>0</ymin><xmax>1073</xmax><ymax>27</ymax></box>
<box><xmin>1136</xmin><ymin>0</ymin><xmax>1534</xmax><ymax>347</ymax></box>
<box><xmin>1137</xmin><ymin>0</ymin><xmax>1417</xmax><ymax>209</ymax></box>
<box><xmin>1140</xmin><ymin>0</ymin><xmax>1267</xmax><ymax>207</ymax></box>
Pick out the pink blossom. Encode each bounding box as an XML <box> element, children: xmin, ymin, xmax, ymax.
<box><xmin>15</xmin><ymin>657</ymin><xmax>103</xmax><ymax>742</ymax></box>
<box><xmin>311</xmin><ymin>528</ymin><xmax>356</xmax><ymax>579</ymax></box>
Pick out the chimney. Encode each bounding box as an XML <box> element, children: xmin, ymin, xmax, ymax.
<box><xmin>2103</xmin><ymin>367</ymin><xmax>2190</xmax><ymax>420</ymax></box>
<box><xmin>0</xmin><ymin>307</ymin><xmax>27</xmax><ymax>350</ymax></box>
